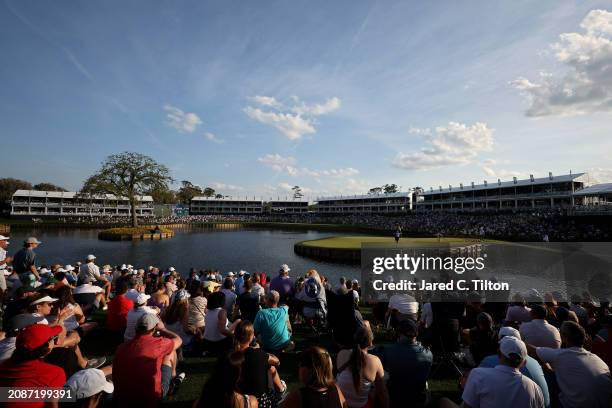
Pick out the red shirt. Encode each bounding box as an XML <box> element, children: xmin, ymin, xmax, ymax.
<box><xmin>105</xmin><ymin>294</ymin><xmax>133</xmax><ymax>331</ymax></box>
<box><xmin>0</xmin><ymin>358</ymin><xmax>66</xmax><ymax>408</ymax></box>
<box><xmin>113</xmin><ymin>334</ymin><xmax>174</xmax><ymax>407</ymax></box>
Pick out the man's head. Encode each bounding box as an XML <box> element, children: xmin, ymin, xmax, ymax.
<box><xmin>560</xmin><ymin>321</ymin><xmax>586</xmax><ymax>348</ymax></box>
<box><xmin>134</xmin><ymin>293</ymin><xmax>151</xmax><ymax>307</ymax></box>
<box><xmin>530</xmin><ymin>304</ymin><xmax>547</xmax><ymax>320</ymax></box>
<box><xmin>339</xmin><ymin>277</ymin><xmax>346</xmax><ymax>285</ymax></box>
<box><xmin>279</xmin><ymin>264</ymin><xmax>290</xmax><ymax>276</ymax></box>
<box><xmin>397</xmin><ymin>319</ymin><xmax>418</xmax><ymax>340</ymax></box>
<box><xmin>476</xmin><ymin>312</ymin><xmax>493</xmax><ymax>330</ymax></box>
<box><xmin>66</xmin><ymin>368</ymin><xmax>114</xmax><ymax>405</ymax></box>
<box><xmin>223</xmin><ymin>277</ymin><xmax>234</xmax><ymax>290</ymax></box>
<box><xmin>234</xmin><ymin>320</ymin><xmax>255</xmax><ymax>346</ymax></box>
<box><xmin>498</xmin><ymin>336</ymin><xmax>527</xmax><ymax>368</ymax></box>
<box><xmin>24</xmin><ymin>237</ymin><xmax>41</xmax><ymax>249</ymax></box>
<box><xmin>265</xmin><ymin>290</ymin><xmax>280</xmax><ymax>308</ymax></box>
<box><xmin>27</xmin><ymin>294</ymin><xmax>58</xmax><ymax>315</ymax></box>
<box><xmin>136</xmin><ymin>313</ymin><xmax>160</xmax><ymax>335</ymax></box>
<box><xmin>498</xmin><ymin>326</ymin><xmax>521</xmax><ymax>340</ymax></box>
<box><xmin>0</xmin><ymin>235</ymin><xmax>9</xmax><ymax>250</ymax></box>
<box><xmin>15</xmin><ymin>324</ymin><xmax>61</xmax><ymax>360</ymax></box>
<box><xmin>86</xmin><ymin>254</ymin><xmax>96</xmax><ymax>263</ymax></box>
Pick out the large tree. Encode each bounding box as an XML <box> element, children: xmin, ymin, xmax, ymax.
<box><xmin>203</xmin><ymin>187</ymin><xmax>216</xmax><ymax>197</ymax></box>
<box><xmin>81</xmin><ymin>152</ymin><xmax>172</xmax><ymax>227</ymax></box>
<box><xmin>33</xmin><ymin>182</ymin><xmax>67</xmax><ymax>192</ymax></box>
<box><xmin>0</xmin><ymin>178</ymin><xmax>32</xmax><ymax>212</ymax></box>
<box><xmin>176</xmin><ymin>180</ymin><xmax>202</xmax><ymax>204</ymax></box>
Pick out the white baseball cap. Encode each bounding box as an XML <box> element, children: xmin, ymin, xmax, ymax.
<box><xmin>86</xmin><ymin>254</ymin><xmax>96</xmax><ymax>261</ymax></box>
<box><xmin>227</xmin><ymin>272</ymin><xmax>235</xmax><ymax>277</ymax></box>
<box><xmin>64</xmin><ymin>265</ymin><xmax>75</xmax><ymax>272</ymax></box>
<box><xmin>66</xmin><ymin>368</ymin><xmax>114</xmax><ymax>399</ymax></box>
<box><xmin>280</xmin><ymin>264</ymin><xmax>290</xmax><ymax>273</ymax></box>
<box><xmin>498</xmin><ymin>326</ymin><xmax>521</xmax><ymax>340</ymax></box>
<box><xmin>168</xmin><ymin>267</ymin><xmax>176</xmax><ymax>272</ymax></box>
<box><xmin>30</xmin><ymin>296</ymin><xmax>58</xmax><ymax>305</ymax></box>
<box><xmin>499</xmin><ymin>336</ymin><xmax>527</xmax><ymax>362</ymax></box>
<box><xmin>238</xmin><ymin>270</ymin><xmax>246</xmax><ymax>276</ymax></box>
<box><xmin>39</xmin><ymin>268</ymin><xmax>50</xmax><ymax>274</ymax></box>
<box><xmin>135</xmin><ymin>293</ymin><xmax>151</xmax><ymax>305</ymax></box>
<box><xmin>0</xmin><ymin>235</ymin><xmax>9</xmax><ymax>241</ymax></box>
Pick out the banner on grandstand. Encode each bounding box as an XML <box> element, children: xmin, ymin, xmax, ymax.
<box><xmin>360</xmin><ymin>242</ymin><xmax>612</xmax><ymax>303</ymax></box>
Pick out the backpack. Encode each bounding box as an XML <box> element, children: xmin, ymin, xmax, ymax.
<box><xmin>304</xmin><ymin>277</ymin><xmax>321</xmax><ymax>300</ymax></box>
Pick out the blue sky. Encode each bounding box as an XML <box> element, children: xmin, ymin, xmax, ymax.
<box><xmin>2</xmin><ymin>0</ymin><xmax>612</xmax><ymax>200</ymax></box>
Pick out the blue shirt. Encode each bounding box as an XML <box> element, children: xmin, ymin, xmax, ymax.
<box><xmin>253</xmin><ymin>306</ymin><xmax>290</xmax><ymax>351</ymax></box>
<box><xmin>480</xmin><ymin>354</ymin><xmax>550</xmax><ymax>408</ymax></box>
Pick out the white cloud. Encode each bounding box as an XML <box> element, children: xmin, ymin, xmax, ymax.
<box><xmin>512</xmin><ymin>9</ymin><xmax>612</xmax><ymax>116</ymax></box>
<box><xmin>257</xmin><ymin>153</ymin><xmax>298</xmax><ymax>174</ymax></box>
<box><xmin>211</xmin><ymin>182</ymin><xmax>244</xmax><ymax>191</ymax></box>
<box><xmin>164</xmin><ymin>104</ymin><xmax>203</xmax><ymax>133</ymax></box>
<box><xmin>393</xmin><ymin>122</ymin><xmax>494</xmax><ymax>170</ymax></box>
<box><xmin>291</xmin><ymin>97</ymin><xmax>341</xmax><ymax>116</ymax></box>
<box><xmin>204</xmin><ymin>132</ymin><xmax>224</xmax><ymax>144</ymax></box>
<box><xmin>258</xmin><ymin>153</ymin><xmax>358</xmax><ymax>178</ymax></box>
<box><xmin>481</xmin><ymin>159</ymin><xmax>522</xmax><ymax>179</ymax></box>
<box><xmin>244</xmin><ymin>107</ymin><xmax>315</xmax><ymax>140</ymax></box>
<box><xmin>588</xmin><ymin>167</ymin><xmax>612</xmax><ymax>183</ymax></box>
<box><xmin>249</xmin><ymin>95</ymin><xmax>283</xmax><ymax>109</ymax></box>
<box><xmin>244</xmin><ymin>96</ymin><xmax>341</xmax><ymax>140</ymax></box>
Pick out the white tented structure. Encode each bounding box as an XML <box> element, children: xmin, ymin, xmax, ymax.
<box><xmin>189</xmin><ymin>196</ymin><xmax>263</xmax><ymax>215</ymax></box>
<box><xmin>11</xmin><ymin>190</ymin><xmax>154</xmax><ymax>217</ymax></box>
<box><xmin>414</xmin><ymin>173</ymin><xmax>589</xmax><ymax>211</ymax></box>
<box><xmin>314</xmin><ymin>192</ymin><xmax>412</xmax><ymax>214</ymax></box>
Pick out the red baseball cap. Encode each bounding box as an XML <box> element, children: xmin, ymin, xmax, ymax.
<box><xmin>16</xmin><ymin>324</ymin><xmax>62</xmax><ymax>351</ymax></box>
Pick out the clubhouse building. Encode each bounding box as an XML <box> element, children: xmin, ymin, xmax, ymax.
<box><xmin>314</xmin><ymin>192</ymin><xmax>412</xmax><ymax>214</ymax></box>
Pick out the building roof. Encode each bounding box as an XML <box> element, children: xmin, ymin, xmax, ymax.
<box><xmin>12</xmin><ymin>190</ymin><xmax>153</xmax><ymax>201</ymax></box>
<box><xmin>419</xmin><ymin>173</ymin><xmax>587</xmax><ymax>196</ymax></box>
<box><xmin>573</xmin><ymin>183</ymin><xmax>612</xmax><ymax>196</ymax></box>
<box><xmin>191</xmin><ymin>196</ymin><xmax>263</xmax><ymax>203</ymax></box>
<box><xmin>316</xmin><ymin>192</ymin><xmax>411</xmax><ymax>202</ymax></box>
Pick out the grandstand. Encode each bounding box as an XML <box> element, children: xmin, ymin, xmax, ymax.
<box><xmin>314</xmin><ymin>192</ymin><xmax>412</xmax><ymax>214</ymax></box>
<box><xmin>189</xmin><ymin>196</ymin><xmax>263</xmax><ymax>215</ymax></box>
<box><xmin>266</xmin><ymin>200</ymin><xmax>309</xmax><ymax>214</ymax></box>
<box><xmin>10</xmin><ymin>190</ymin><xmax>154</xmax><ymax>218</ymax></box>
<box><xmin>414</xmin><ymin>173</ymin><xmax>589</xmax><ymax>211</ymax></box>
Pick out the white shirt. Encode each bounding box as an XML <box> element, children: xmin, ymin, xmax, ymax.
<box><xmin>520</xmin><ymin>319</ymin><xmax>561</xmax><ymax>349</ymax></box>
<box><xmin>462</xmin><ymin>365</ymin><xmax>544</xmax><ymax>408</ymax></box>
<box><xmin>79</xmin><ymin>262</ymin><xmax>104</xmax><ymax>281</ymax></box>
<box><xmin>388</xmin><ymin>294</ymin><xmax>418</xmax><ymax>315</ymax></box>
<box><xmin>0</xmin><ymin>247</ymin><xmax>7</xmax><ymax>291</ymax></box>
<box><xmin>536</xmin><ymin>347</ymin><xmax>612</xmax><ymax>408</ymax></box>
<box><xmin>124</xmin><ymin>306</ymin><xmax>158</xmax><ymax>341</ymax></box>
<box><xmin>73</xmin><ymin>284</ymin><xmax>104</xmax><ymax>294</ymax></box>
<box><xmin>505</xmin><ymin>305</ymin><xmax>532</xmax><ymax>323</ymax></box>
<box><xmin>203</xmin><ymin>308</ymin><xmax>228</xmax><ymax>342</ymax></box>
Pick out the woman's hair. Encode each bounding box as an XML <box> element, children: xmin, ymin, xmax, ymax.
<box><xmin>190</xmin><ymin>285</ymin><xmax>203</xmax><ymax>298</ymax></box>
<box><xmin>54</xmin><ymin>286</ymin><xmax>75</xmax><ymax>310</ymax></box>
<box><xmin>165</xmin><ymin>299</ymin><xmax>189</xmax><ymax>325</ymax></box>
<box><xmin>299</xmin><ymin>347</ymin><xmax>335</xmax><ymax>389</ymax></box>
<box><xmin>177</xmin><ymin>279</ymin><xmax>186</xmax><ymax>290</ymax></box>
<box><xmin>207</xmin><ymin>291</ymin><xmax>226</xmax><ymax>310</ymax></box>
<box><xmin>156</xmin><ymin>281</ymin><xmax>165</xmax><ymax>291</ymax></box>
<box><xmin>243</xmin><ymin>278</ymin><xmax>253</xmax><ymax>292</ymax></box>
<box><xmin>234</xmin><ymin>320</ymin><xmax>254</xmax><ymax>346</ymax></box>
<box><xmin>349</xmin><ymin>326</ymin><xmax>373</xmax><ymax>392</ymax></box>
<box><xmin>196</xmin><ymin>352</ymin><xmax>244</xmax><ymax>408</ymax></box>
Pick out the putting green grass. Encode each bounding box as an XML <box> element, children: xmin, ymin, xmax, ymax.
<box><xmin>299</xmin><ymin>236</ymin><xmax>486</xmax><ymax>249</ymax></box>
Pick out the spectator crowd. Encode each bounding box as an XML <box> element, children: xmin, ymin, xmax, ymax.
<box><xmin>0</xmin><ymin>233</ymin><xmax>611</xmax><ymax>407</ymax></box>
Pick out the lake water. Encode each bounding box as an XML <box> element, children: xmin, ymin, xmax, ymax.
<box><xmin>6</xmin><ymin>227</ymin><xmax>361</xmax><ymax>281</ymax></box>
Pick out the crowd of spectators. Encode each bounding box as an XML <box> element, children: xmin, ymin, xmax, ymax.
<box><xmin>38</xmin><ymin>209</ymin><xmax>612</xmax><ymax>242</ymax></box>
<box><xmin>0</xmin><ymin>234</ymin><xmax>611</xmax><ymax>407</ymax></box>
